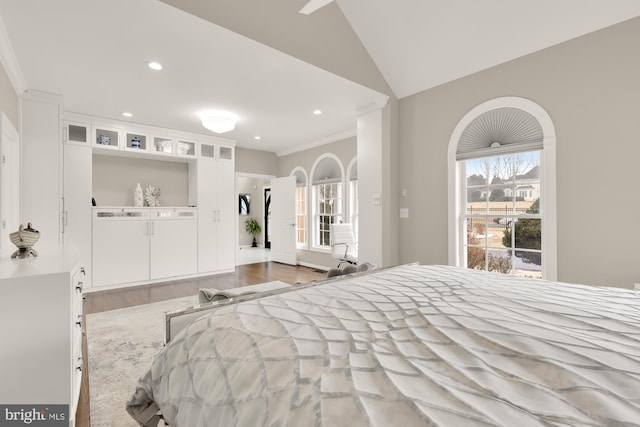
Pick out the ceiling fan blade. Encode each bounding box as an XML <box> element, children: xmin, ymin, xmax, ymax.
<box><xmin>299</xmin><ymin>0</ymin><xmax>334</xmax><ymax>15</ymax></box>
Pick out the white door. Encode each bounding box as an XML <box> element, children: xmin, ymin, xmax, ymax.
<box><xmin>270</xmin><ymin>176</ymin><xmax>297</xmax><ymax>265</ymax></box>
<box><xmin>0</xmin><ymin>113</ymin><xmax>20</xmax><ymax>254</ymax></box>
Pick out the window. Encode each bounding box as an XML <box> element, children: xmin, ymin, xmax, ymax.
<box><xmin>448</xmin><ymin>97</ymin><xmax>557</xmax><ymax>280</ymax></box>
<box><xmin>463</xmin><ymin>152</ymin><xmax>541</xmax><ymax>277</ymax></box>
<box><xmin>313</xmin><ymin>182</ymin><xmax>343</xmax><ymax>247</ymax></box>
<box><xmin>346</xmin><ymin>158</ymin><xmax>358</xmax><ymax>246</ymax></box>
<box><xmin>291</xmin><ymin>168</ymin><xmax>308</xmax><ymax>248</ymax></box>
<box><xmin>310</xmin><ymin>154</ymin><xmax>345</xmax><ymax>250</ymax></box>
<box><xmin>296</xmin><ymin>186</ymin><xmax>307</xmax><ymax>247</ymax></box>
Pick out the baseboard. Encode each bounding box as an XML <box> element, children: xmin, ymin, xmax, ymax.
<box><xmin>297</xmin><ymin>261</ymin><xmax>329</xmax><ymax>272</ymax></box>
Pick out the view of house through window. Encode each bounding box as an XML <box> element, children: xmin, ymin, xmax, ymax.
<box><xmin>463</xmin><ymin>151</ymin><xmax>542</xmax><ymax>277</ymax></box>
<box><xmin>314</xmin><ymin>182</ymin><xmax>343</xmax><ymax>247</ymax></box>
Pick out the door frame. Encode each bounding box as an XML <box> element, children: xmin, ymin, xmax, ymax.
<box><xmin>235</xmin><ymin>172</ymin><xmax>275</xmax><ymax>263</ymax></box>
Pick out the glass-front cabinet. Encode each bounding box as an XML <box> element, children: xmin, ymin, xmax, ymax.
<box><xmin>64</xmin><ymin>121</ymin><xmax>91</xmax><ymax>145</ymax></box>
<box><xmin>200</xmin><ymin>142</ymin><xmax>234</xmax><ymax>161</ymax></box>
<box><xmin>92</xmin><ymin>125</ymin><xmax>121</xmax><ymax>150</ymax></box>
<box><xmin>125</xmin><ymin>131</ymin><xmax>148</xmax><ymax>151</ymax></box>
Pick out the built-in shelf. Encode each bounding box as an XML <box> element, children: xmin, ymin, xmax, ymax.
<box><xmin>125</xmin><ymin>132</ymin><xmax>148</xmax><ymax>151</ymax></box>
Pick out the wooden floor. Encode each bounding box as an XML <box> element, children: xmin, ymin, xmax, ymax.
<box><xmin>76</xmin><ymin>262</ymin><xmax>327</xmax><ymax>426</ymax></box>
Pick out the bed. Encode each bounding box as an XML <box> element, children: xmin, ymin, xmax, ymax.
<box><xmin>126</xmin><ymin>264</ymin><xmax>640</xmax><ymax>426</ymax></box>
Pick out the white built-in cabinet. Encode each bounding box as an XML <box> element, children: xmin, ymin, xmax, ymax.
<box><xmin>92</xmin><ymin>208</ymin><xmax>197</xmax><ymax>287</ymax></box>
<box><xmin>20</xmin><ymin>97</ymin><xmax>235</xmax><ymax>292</ymax></box>
<box><xmin>0</xmin><ymin>251</ymin><xmax>84</xmax><ymax>426</ymax></box>
<box><xmin>197</xmin><ymin>142</ymin><xmax>235</xmax><ymax>273</ymax></box>
<box><xmin>62</xmin><ymin>143</ymin><xmax>92</xmax><ymax>287</ymax></box>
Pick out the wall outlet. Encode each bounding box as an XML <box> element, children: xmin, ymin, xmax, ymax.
<box><xmin>634</xmin><ymin>283</ymin><xmax>640</xmax><ymax>290</ymax></box>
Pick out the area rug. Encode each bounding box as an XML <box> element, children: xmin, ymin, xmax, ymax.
<box><xmin>86</xmin><ymin>295</ymin><xmax>198</xmax><ymax>427</ymax></box>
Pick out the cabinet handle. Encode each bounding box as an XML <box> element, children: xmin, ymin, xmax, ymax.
<box><xmin>76</xmin><ymin>282</ymin><xmax>83</xmax><ymax>293</ymax></box>
<box><xmin>80</xmin><ymin>267</ymin><xmax>86</xmax><ymax>275</ymax></box>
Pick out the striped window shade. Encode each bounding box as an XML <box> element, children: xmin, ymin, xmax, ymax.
<box><xmin>456</xmin><ymin>107</ymin><xmax>543</xmax><ymax>160</ymax></box>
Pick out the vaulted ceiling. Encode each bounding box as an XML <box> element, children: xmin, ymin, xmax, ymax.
<box><xmin>1</xmin><ymin>0</ymin><xmax>639</xmax><ymax>154</ymax></box>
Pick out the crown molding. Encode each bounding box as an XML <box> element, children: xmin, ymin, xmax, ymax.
<box><xmin>0</xmin><ymin>14</ymin><xmax>27</xmax><ymax>95</ymax></box>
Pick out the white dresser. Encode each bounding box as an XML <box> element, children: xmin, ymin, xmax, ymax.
<box><xmin>0</xmin><ymin>249</ymin><xmax>84</xmax><ymax>426</ymax></box>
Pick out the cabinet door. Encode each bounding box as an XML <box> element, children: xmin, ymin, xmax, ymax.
<box><xmin>216</xmin><ymin>159</ymin><xmax>236</xmax><ymax>270</ymax></box>
<box><xmin>92</xmin><ymin>220</ymin><xmax>149</xmax><ymax>286</ymax></box>
<box><xmin>150</xmin><ymin>219</ymin><xmax>197</xmax><ymax>279</ymax></box>
<box><xmin>63</xmin><ymin>144</ymin><xmax>93</xmax><ymax>287</ymax></box>
<box><xmin>197</xmin><ymin>159</ymin><xmax>218</xmax><ymax>273</ymax></box>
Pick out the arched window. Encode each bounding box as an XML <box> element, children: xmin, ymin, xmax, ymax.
<box><xmin>310</xmin><ymin>154</ymin><xmax>345</xmax><ymax>249</ymax></box>
<box><xmin>448</xmin><ymin>97</ymin><xmax>557</xmax><ymax>280</ymax></box>
<box><xmin>290</xmin><ymin>167</ymin><xmax>308</xmax><ymax>249</ymax></box>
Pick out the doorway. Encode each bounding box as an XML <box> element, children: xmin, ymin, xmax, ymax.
<box><xmin>264</xmin><ymin>188</ymin><xmax>271</xmax><ymax>249</ymax></box>
<box><xmin>235</xmin><ymin>172</ymin><xmax>275</xmax><ymax>266</ymax></box>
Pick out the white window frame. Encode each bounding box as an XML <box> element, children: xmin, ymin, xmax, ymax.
<box><xmin>290</xmin><ymin>166</ymin><xmax>309</xmax><ymax>249</ymax></box>
<box><xmin>448</xmin><ymin>97</ymin><xmax>557</xmax><ymax>280</ymax></box>
<box><xmin>346</xmin><ymin>156</ymin><xmax>358</xmax><ymax>247</ymax></box>
<box><xmin>310</xmin><ymin>153</ymin><xmax>345</xmax><ymax>251</ymax></box>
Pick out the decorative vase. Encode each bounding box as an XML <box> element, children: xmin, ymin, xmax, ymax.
<box><xmin>134</xmin><ymin>182</ymin><xmax>144</xmax><ymax>207</ymax></box>
<box><xmin>131</xmin><ymin>136</ymin><xmax>141</xmax><ymax>149</ymax></box>
<box><xmin>10</xmin><ymin>223</ymin><xmax>40</xmax><ymax>258</ymax></box>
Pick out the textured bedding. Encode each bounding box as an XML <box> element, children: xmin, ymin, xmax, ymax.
<box><xmin>127</xmin><ymin>265</ymin><xmax>640</xmax><ymax>426</ymax></box>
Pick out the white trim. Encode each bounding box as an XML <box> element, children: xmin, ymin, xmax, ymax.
<box><xmin>297</xmin><ymin>261</ymin><xmax>329</xmax><ymax>272</ymax></box>
<box><xmin>448</xmin><ymin>96</ymin><xmax>557</xmax><ymax>280</ymax></box>
<box><xmin>309</xmin><ymin>153</ymin><xmax>346</xmax><ymax>249</ymax></box>
<box><xmin>0</xmin><ymin>14</ymin><xmax>27</xmax><ymax>94</ymax></box>
<box><xmin>356</xmin><ymin>96</ymin><xmax>390</xmax><ymax>116</ymax></box>
<box><xmin>290</xmin><ymin>166</ymin><xmax>309</xmax><ymax>249</ymax></box>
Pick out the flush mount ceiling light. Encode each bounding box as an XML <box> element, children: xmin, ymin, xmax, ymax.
<box><xmin>122</xmin><ymin>112</ymin><xmax>133</xmax><ymax>117</ymax></box>
<box><xmin>313</xmin><ymin>109</ymin><xmax>323</xmax><ymax>115</ymax></box>
<box><xmin>147</xmin><ymin>61</ymin><xmax>163</xmax><ymax>71</ymax></box>
<box><xmin>199</xmin><ymin>110</ymin><xmax>238</xmax><ymax>134</ymax></box>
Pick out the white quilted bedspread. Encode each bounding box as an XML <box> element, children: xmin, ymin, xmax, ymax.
<box><xmin>127</xmin><ymin>265</ymin><xmax>640</xmax><ymax>426</ymax></box>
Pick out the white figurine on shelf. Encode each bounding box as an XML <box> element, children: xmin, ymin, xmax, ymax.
<box><xmin>144</xmin><ymin>184</ymin><xmax>161</xmax><ymax>207</ymax></box>
<box><xmin>134</xmin><ymin>182</ymin><xmax>144</xmax><ymax>207</ymax></box>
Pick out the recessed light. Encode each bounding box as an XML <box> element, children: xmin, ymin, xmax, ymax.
<box><xmin>122</xmin><ymin>112</ymin><xmax>133</xmax><ymax>117</ymax></box>
<box><xmin>313</xmin><ymin>109</ymin><xmax>323</xmax><ymax>115</ymax></box>
<box><xmin>254</xmin><ymin>136</ymin><xmax>262</xmax><ymax>140</ymax></box>
<box><xmin>147</xmin><ymin>61</ymin><xmax>163</xmax><ymax>71</ymax></box>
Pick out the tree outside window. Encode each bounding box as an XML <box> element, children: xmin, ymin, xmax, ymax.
<box><xmin>464</xmin><ymin>152</ymin><xmax>542</xmax><ymax>278</ymax></box>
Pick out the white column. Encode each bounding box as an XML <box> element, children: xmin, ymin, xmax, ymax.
<box><xmin>356</xmin><ymin>106</ymin><xmax>384</xmax><ymax>267</ymax></box>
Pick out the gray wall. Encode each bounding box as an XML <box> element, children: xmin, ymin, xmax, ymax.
<box><xmin>236</xmin><ymin>147</ymin><xmax>278</xmax><ymax>176</ymax></box>
<box><xmin>398</xmin><ymin>17</ymin><xmax>640</xmax><ymax>289</ymax></box>
<box><xmin>92</xmin><ymin>154</ymin><xmax>190</xmax><ymax>207</ymax></box>
<box><xmin>0</xmin><ymin>61</ymin><xmax>18</xmax><ymax>129</ymax></box>
<box><xmin>277</xmin><ymin>136</ymin><xmax>357</xmax><ymax>269</ymax></box>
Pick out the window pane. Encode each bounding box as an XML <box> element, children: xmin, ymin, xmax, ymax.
<box><xmin>461</xmin><ymin>150</ymin><xmax>542</xmax><ymax>277</ymax></box>
<box><xmin>487</xmin><ymin>249</ymin><xmax>512</xmax><ymax>274</ymax></box>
